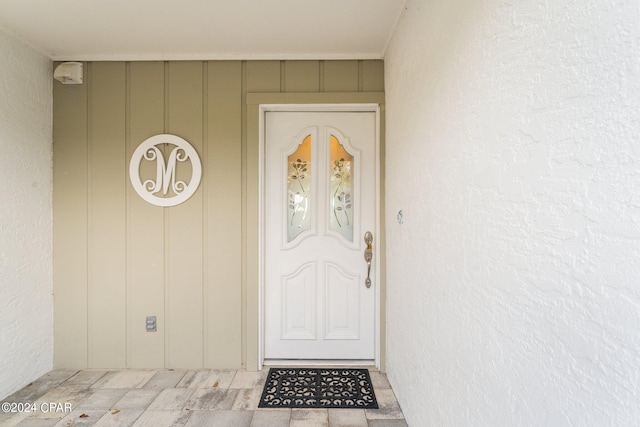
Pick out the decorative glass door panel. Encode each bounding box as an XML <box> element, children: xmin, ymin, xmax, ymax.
<box><xmin>329</xmin><ymin>134</ymin><xmax>354</xmax><ymax>242</ymax></box>
<box><xmin>287</xmin><ymin>135</ymin><xmax>312</xmax><ymax>242</ymax></box>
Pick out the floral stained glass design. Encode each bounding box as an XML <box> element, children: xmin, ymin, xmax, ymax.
<box><xmin>287</xmin><ymin>135</ymin><xmax>312</xmax><ymax>242</ymax></box>
<box><xmin>329</xmin><ymin>135</ymin><xmax>354</xmax><ymax>242</ymax></box>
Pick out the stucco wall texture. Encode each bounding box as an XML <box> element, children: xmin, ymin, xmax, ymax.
<box><xmin>0</xmin><ymin>29</ymin><xmax>53</xmax><ymax>399</ymax></box>
<box><xmin>384</xmin><ymin>0</ymin><xmax>639</xmax><ymax>425</ymax></box>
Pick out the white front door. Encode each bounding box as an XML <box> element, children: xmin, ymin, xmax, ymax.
<box><xmin>264</xmin><ymin>110</ymin><xmax>377</xmax><ymax>361</ymax></box>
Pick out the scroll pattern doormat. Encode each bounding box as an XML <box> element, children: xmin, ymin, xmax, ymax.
<box><xmin>258</xmin><ymin>368</ymin><xmax>378</xmax><ymax>409</ymax></box>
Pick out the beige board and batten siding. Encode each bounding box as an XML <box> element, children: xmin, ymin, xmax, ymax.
<box><xmin>53</xmin><ymin>60</ymin><xmax>385</xmax><ymax>370</ymax></box>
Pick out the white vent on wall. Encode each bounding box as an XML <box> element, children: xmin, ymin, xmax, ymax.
<box><xmin>53</xmin><ymin>62</ymin><xmax>83</xmax><ymax>84</ymax></box>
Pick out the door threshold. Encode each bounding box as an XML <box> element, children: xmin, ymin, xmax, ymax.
<box><xmin>263</xmin><ymin>359</ymin><xmax>376</xmax><ymax>369</ymax></box>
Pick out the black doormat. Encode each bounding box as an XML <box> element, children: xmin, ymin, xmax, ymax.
<box><xmin>258</xmin><ymin>368</ymin><xmax>378</xmax><ymax>409</ymax></box>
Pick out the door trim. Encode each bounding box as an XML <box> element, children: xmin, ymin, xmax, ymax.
<box><xmin>258</xmin><ymin>104</ymin><xmax>381</xmax><ymax>370</ymax></box>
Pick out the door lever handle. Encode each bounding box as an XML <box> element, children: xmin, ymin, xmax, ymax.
<box><xmin>364</xmin><ymin>231</ymin><xmax>373</xmax><ymax>288</ymax></box>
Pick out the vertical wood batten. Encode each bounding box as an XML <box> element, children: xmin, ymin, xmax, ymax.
<box><xmin>53</xmin><ymin>65</ymin><xmax>89</xmax><ymax>368</ymax></box>
<box><xmin>202</xmin><ymin>61</ymin><xmax>209</xmax><ymax>369</ymax></box>
<box><xmin>284</xmin><ymin>60</ymin><xmax>320</xmax><ymax>92</ymax></box>
<box><xmin>206</xmin><ymin>61</ymin><xmax>243</xmax><ymax>368</ymax></box>
<box><xmin>377</xmin><ymin>100</ymin><xmax>386</xmax><ymax>372</ymax></box>
<box><xmin>166</xmin><ymin>61</ymin><xmax>205</xmax><ymax>368</ymax></box>
<box><xmin>87</xmin><ymin>62</ymin><xmax>127</xmax><ymax>368</ymax></box>
<box><xmin>246</xmin><ymin>61</ymin><xmax>281</xmax><ymax>93</ymax></box>
<box><xmin>240</xmin><ymin>61</ymin><xmax>248</xmax><ymax>369</ymax></box>
<box><xmin>244</xmin><ymin>60</ymin><xmax>283</xmax><ymax>370</ymax></box>
<box><xmin>323</xmin><ymin>61</ymin><xmax>359</xmax><ymax>92</ymax></box>
<box><xmin>127</xmin><ymin>61</ymin><xmax>166</xmax><ymax>368</ymax></box>
<box><xmin>361</xmin><ymin>60</ymin><xmax>385</xmax><ymax>92</ymax></box>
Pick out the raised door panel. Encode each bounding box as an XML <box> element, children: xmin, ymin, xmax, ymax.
<box><xmin>282</xmin><ymin>263</ymin><xmax>317</xmax><ymax>340</ymax></box>
<box><xmin>324</xmin><ymin>262</ymin><xmax>360</xmax><ymax>340</ymax></box>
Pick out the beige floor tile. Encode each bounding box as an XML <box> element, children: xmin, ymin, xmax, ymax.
<box><xmin>368</xmin><ymin>371</ymin><xmax>391</xmax><ymax>389</ymax></box>
<box><xmin>250</xmin><ymin>409</ymin><xmax>291</xmax><ymax>427</ymax></box>
<box><xmin>0</xmin><ymin>412</ymin><xmax>14</xmax><ymax>424</ymax></box>
<box><xmin>16</xmin><ymin>418</ymin><xmax>59</xmax><ymax>426</ymax></box>
<box><xmin>54</xmin><ymin>409</ymin><xmax>108</xmax><ymax>426</ymax></box>
<box><xmin>210</xmin><ymin>370</ymin><xmax>237</xmax><ymax>389</ymax></box>
<box><xmin>328</xmin><ymin>408</ymin><xmax>368</xmax><ymax>426</ymax></box>
<box><xmin>4</xmin><ymin>370</ymin><xmax>79</xmax><ymax>403</ymax></box>
<box><xmin>131</xmin><ymin>409</ymin><xmax>192</xmax><ymax>427</ymax></box>
<box><xmin>176</xmin><ymin>371</ymin><xmax>210</xmax><ymax>389</ymax></box>
<box><xmin>32</xmin><ymin>386</ymin><xmax>92</xmax><ymax>419</ymax></box>
<box><xmin>77</xmin><ymin>388</ymin><xmax>129</xmax><ymax>409</ymax></box>
<box><xmin>367</xmin><ymin>420</ymin><xmax>409</xmax><ymax>427</ymax></box>
<box><xmin>183</xmin><ymin>409</ymin><xmax>253</xmax><ymax>427</ymax></box>
<box><xmin>96</xmin><ymin>371</ymin><xmax>157</xmax><ymax>389</ymax></box>
<box><xmin>90</xmin><ymin>372</ymin><xmax>118</xmax><ymax>389</ymax></box>
<box><xmin>144</xmin><ymin>370</ymin><xmax>187</xmax><ymax>389</ymax></box>
<box><xmin>63</xmin><ymin>370</ymin><xmax>109</xmax><ymax>388</ymax></box>
<box><xmin>93</xmin><ymin>409</ymin><xmax>144</xmax><ymax>427</ymax></box>
<box><xmin>365</xmin><ymin>389</ymin><xmax>404</xmax><ymax>420</ymax></box>
<box><xmin>231</xmin><ymin>388</ymin><xmax>262</xmax><ymax>410</ymax></box>
<box><xmin>147</xmin><ymin>388</ymin><xmax>195</xmax><ymax>411</ymax></box>
<box><xmin>290</xmin><ymin>409</ymin><xmax>329</xmax><ymax>427</ymax></box>
<box><xmin>229</xmin><ymin>371</ymin><xmax>267</xmax><ymax>389</ymax></box>
<box><xmin>185</xmin><ymin>389</ymin><xmax>238</xmax><ymax>410</ymax></box>
<box><xmin>112</xmin><ymin>389</ymin><xmax>160</xmax><ymax>410</ymax></box>
<box><xmin>0</xmin><ymin>412</ymin><xmax>29</xmax><ymax>426</ymax></box>
<box><xmin>176</xmin><ymin>371</ymin><xmax>233</xmax><ymax>389</ymax></box>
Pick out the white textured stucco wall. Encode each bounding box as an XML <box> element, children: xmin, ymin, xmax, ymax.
<box><xmin>0</xmin><ymin>28</ymin><xmax>53</xmax><ymax>399</ymax></box>
<box><xmin>384</xmin><ymin>0</ymin><xmax>640</xmax><ymax>425</ymax></box>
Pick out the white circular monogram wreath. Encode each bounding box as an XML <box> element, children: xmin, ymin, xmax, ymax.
<box><xmin>129</xmin><ymin>134</ymin><xmax>202</xmax><ymax>207</ymax></box>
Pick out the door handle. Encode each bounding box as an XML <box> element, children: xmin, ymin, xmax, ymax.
<box><xmin>364</xmin><ymin>231</ymin><xmax>373</xmax><ymax>288</ymax></box>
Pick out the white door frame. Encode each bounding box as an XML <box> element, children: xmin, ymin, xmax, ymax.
<box><xmin>258</xmin><ymin>103</ymin><xmax>381</xmax><ymax>370</ymax></box>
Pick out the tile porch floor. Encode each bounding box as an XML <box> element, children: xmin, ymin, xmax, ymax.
<box><xmin>0</xmin><ymin>369</ymin><xmax>407</xmax><ymax>427</ymax></box>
